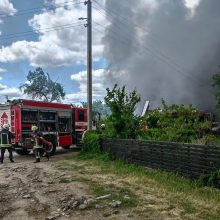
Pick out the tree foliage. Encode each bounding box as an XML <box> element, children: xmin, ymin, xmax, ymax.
<box><xmin>104</xmin><ymin>84</ymin><xmax>143</xmax><ymax>139</ymax></box>
<box><xmin>81</xmin><ymin>100</ymin><xmax>111</xmax><ymax>117</ymax></box>
<box><xmin>143</xmin><ymin>99</ymin><xmax>211</xmax><ymax>143</ymax></box>
<box><xmin>20</xmin><ymin>67</ymin><xmax>65</xmax><ymax>102</ymax></box>
<box><xmin>212</xmin><ymin>67</ymin><xmax>220</xmax><ymax>113</ymax></box>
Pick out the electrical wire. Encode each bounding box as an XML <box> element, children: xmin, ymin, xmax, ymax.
<box><xmin>0</xmin><ymin>22</ymin><xmax>84</xmax><ymax>41</ymax></box>
<box><xmin>0</xmin><ymin>0</ymin><xmax>84</xmax><ymax>18</ymax></box>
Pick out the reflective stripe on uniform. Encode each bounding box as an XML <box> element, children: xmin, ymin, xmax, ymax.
<box><xmin>36</xmin><ymin>150</ymin><xmax>40</xmax><ymax>159</ymax></box>
<box><xmin>0</xmin><ymin>133</ymin><xmax>12</xmax><ymax>148</ymax></box>
<box><xmin>33</xmin><ymin>137</ymin><xmax>43</xmax><ymax>149</ymax></box>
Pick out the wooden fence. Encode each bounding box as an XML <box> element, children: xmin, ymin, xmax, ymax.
<box><xmin>101</xmin><ymin>139</ymin><xmax>220</xmax><ymax>180</ymax></box>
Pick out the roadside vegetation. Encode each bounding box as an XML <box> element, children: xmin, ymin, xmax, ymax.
<box><xmin>70</xmin><ymin>82</ymin><xmax>220</xmax><ymax>219</ymax></box>
<box><xmin>53</xmin><ymin>150</ymin><xmax>220</xmax><ymax>219</ymax></box>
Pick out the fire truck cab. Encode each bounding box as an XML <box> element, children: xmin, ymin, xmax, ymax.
<box><xmin>0</xmin><ymin>99</ymin><xmax>99</xmax><ymax>155</ymax></box>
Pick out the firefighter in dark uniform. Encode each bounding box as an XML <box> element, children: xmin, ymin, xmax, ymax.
<box><xmin>31</xmin><ymin>125</ymin><xmax>49</xmax><ymax>163</ymax></box>
<box><xmin>0</xmin><ymin>123</ymin><xmax>15</xmax><ymax>164</ymax></box>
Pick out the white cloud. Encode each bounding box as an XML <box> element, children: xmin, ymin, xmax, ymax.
<box><xmin>0</xmin><ymin>84</ymin><xmax>21</xmax><ymax>96</ymax></box>
<box><xmin>0</xmin><ymin>0</ymin><xmax>16</xmax><ymax>25</ymax></box>
<box><xmin>66</xmin><ymin>68</ymin><xmax>107</xmax><ymax>103</ymax></box>
<box><xmin>0</xmin><ymin>83</ymin><xmax>7</xmax><ymax>90</ymax></box>
<box><xmin>0</xmin><ymin>84</ymin><xmax>26</xmax><ymax>103</ymax></box>
<box><xmin>0</xmin><ymin>68</ymin><xmax>6</xmax><ymax>72</ymax></box>
<box><xmin>0</xmin><ymin>0</ymin><xmax>17</xmax><ymax>16</ymax></box>
<box><xmin>0</xmin><ymin>82</ymin><xmax>24</xmax><ymax>103</ymax></box>
<box><xmin>0</xmin><ymin>1</ymin><xmax>106</xmax><ymax>67</ymax></box>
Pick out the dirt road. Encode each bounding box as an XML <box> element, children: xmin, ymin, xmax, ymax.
<box><xmin>0</xmin><ymin>148</ymin><xmax>90</xmax><ymax>220</ymax></box>
<box><xmin>0</xmin><ymin>148</ymin><xmax>144</xmax><ymax>220</ymax></box>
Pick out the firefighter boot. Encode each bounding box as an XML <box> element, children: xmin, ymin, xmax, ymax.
<box><xmin>34</xmin><ymin>158</ymin><xmax>40</xmax><ymax>163</ymax></box>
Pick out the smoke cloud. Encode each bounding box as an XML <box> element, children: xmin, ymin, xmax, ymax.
<box><xmin>103</xmin><ymin>0</ymin><xmax>220</xmax><ymax>112</ymax></box>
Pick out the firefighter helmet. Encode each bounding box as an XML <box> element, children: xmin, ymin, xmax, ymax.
<box><xmin>100</xmin><ymin>124</ymin><xmax>105</xmax><ymax>129</ymax></box>
<box><xmin>31</xmin><ymin>125</ymin><xmax>38</xmax><ymax>131</ymax></box>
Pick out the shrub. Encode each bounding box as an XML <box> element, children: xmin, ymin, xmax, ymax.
<box><xmin>142</xmin><ymin>99</ymin><xmax>211</xmax><ymax>143</ymax></box>
<box><xmin>81</xmin><ymin>130</ymin><xmax>102</xmax><ymax>154</ymax></box>
<box><xmin>192</xmin><ymin>134</ymin><xmax>220</xmax><ymax>145</ymax></box>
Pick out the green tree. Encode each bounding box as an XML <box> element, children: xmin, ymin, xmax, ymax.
<box><xmin>81</xmin><ymin>102</ymin><xmax>87</xmax><ymax>108</ymax></box>
<box><xmin>212</xmin><ymin>67</ymin><xmax>220</xmax><ymax>112</ymax></box>
<box><xmin>80</xmin><ymin>100</ymin><xmax>111</xmax><ymax>117</ymax></box>
<box><xmin>104</xmin><ymin>84</ymin><xmax>143</xmax><ymax>139</ymax></box>
<box><xmin>20</xmin><ymin>67</ymin><xmax>65</xmax><ymax>102</ymax></box>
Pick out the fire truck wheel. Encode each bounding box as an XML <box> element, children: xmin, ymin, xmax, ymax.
<box><xmin>15</xmin><ymin>149</ymin><xmax>31</xmax><ymax>155</ymax></box>
<box><xmin>45</xmin><ymin>141</ymin><xmax>56</xmax><ymax>156</ymax></box>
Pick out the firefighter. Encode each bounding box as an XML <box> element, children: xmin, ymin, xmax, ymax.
<box><xmin>31</xmin><ymin>125</ymin><xmax>49</xmax><ymax>163</ymax></box>
<box><xmin>0</xmin><ymin>123</ymin><xmax>15</xmax><ymax>164</ymax></box>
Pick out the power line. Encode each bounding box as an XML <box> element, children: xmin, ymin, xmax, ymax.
<box><xmin>0</xmin><ymin>22</ymin><xmax>84</xmax><ymax>41</ymax></box>
<box><xmin>0</xmin><ymin>0</ymin><xmax>84</xmax><ymax>18</ymax></box>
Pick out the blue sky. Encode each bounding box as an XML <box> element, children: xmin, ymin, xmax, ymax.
<box><xmin>0</xmin><ymin>0</ymin><xmax>107</xmax><ymax>104</ymax></box>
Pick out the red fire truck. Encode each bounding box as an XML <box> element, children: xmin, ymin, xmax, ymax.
<box><xmin>0</xmin><ymin>99</ymin><xmax>100</xmax><ymax>155</ymax></box>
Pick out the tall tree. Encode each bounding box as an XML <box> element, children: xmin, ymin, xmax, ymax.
<box><xmin>104</xmin><ymin>84</ymin><xmax>143</xmax><ymax>139</ymax></box>
<box><xmin>20</xmin><ymin>67</ymin><xmax>65</xmax><ymax>102</ymax></box>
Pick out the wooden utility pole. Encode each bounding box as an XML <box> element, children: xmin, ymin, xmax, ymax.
<box><xmin>86</xmin><ymin>0</ymin><xmax>92</xmax><ymax>130</ymax></box>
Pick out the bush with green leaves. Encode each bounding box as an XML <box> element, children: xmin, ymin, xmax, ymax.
<box><xmin>142</xmin><ymin>99</ymin><xmax>211</xmax><ymax>143</ymax></box>
<box><xmin>104</xmin><ymin>84</ymin><xmax>143</xmax><ymax>139</ymax></box>
<box><xmin>82</xmin><ymin>130</ymin><xmax>102</xmax><ymax>153</ymax></box>
<box><xmin>192</xmin><ymin>134</ymin><xmax>220</xmax><ymax>145</ymax></box>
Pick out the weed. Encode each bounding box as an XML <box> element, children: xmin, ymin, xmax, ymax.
<box><xmin>180</xmin><ymin>202</ymin><xmax>196</xmax><ymax>214</ymax></box>
<box><xmin>59</xmin><ymin>177</ymin><xmax>72</xmax><ymax>183</ymax></box>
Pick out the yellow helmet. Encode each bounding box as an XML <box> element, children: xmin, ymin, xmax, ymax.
<box><xmin>31</xmin><ymin>125</ymin><xmax>38</xmax><ymax>131</ymax></box>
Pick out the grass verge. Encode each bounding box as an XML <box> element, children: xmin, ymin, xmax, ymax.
<box><xmin>73</xmin><ymin>152</ymin><xmax>220</xmax><ymax>219</ymax></box>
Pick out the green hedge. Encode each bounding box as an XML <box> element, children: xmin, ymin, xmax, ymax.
<box><xmin>82</xmin><ymin>130</ymin><xmax>102</xmax><ymax>154</ymax></box>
